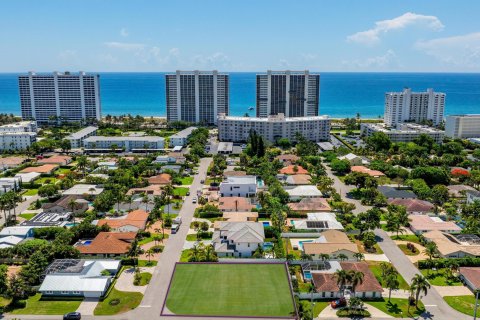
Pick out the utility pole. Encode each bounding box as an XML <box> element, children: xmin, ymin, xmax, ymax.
<box><xmin>474</xmin><ymin>290</ymin><xmax>479</xmax><ymax>320</ymax></box>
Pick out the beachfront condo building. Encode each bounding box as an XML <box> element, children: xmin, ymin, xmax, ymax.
<box><xmin>256</xmin><ymin>70</ymin><xmax>319</xmax><ymax>118</ymax></box>
<box><xmin>361</xmin><ymin>123</ymin><xmax>444</xmax><ymax>144</ymax></box>
<box><xmin>384</xmin><ymin>88</ymin><xmax>445</xmax><ymax>128</ymax></box>
<box><xmin>218</xmin><ymin>113</ymin><xmax>330</xmax><ymax>143</ymax></box>
<box><xmin>0</xmin><ymin>121</ymin><xmax>37</xmax><ymax>150</ymax></box>
<box><xmin>445</xmin><ymin>115</ymin><xmax>480</xmax><ymax>139</ymax></box>
<box><xmin>165</xmin><ymin>70</ymin><xmax>229</xmax><ymax>125</ymax></box>
<box><xmin>19</xmin><ymin>71</ymin><xmax>101</xmax><ymax>125</ymax></box>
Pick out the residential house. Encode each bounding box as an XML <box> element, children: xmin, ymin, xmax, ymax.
<box><xmin>288</xmin><ymin>198</ymin><xmax>332</xmax><ymax>213</ymax></box>
<box><xmin>21</xmin><ymin>211</ymin><xmax>72</xmax><ymax>227</ymax></box>
<box><xmin>408</xmin><ymin>215</ymin><xmax>461</xmax><ymax>235</ymax></box>
<box><xmin>301</xmin><ymin>230</ymin><xmax>359</xmax><ymax>260</ymax></box>
<box><xmin>275</xmin><ymin>154</ymin><xmax>299</xmax><ymax>166</ymax></box>
<box><xmin>0</xmin><ymin>226</ymin><xmax>35</xmax><ymax>248</ymax></box>
<box><xmin>213</xmin><ymin>212</ymin><xmax>259</xmax><ymax>229</ymax></box>
<box><xmin>0</xmin><ymin>177</ymin><xmax>22</xmax><ymax>194</ymax></box>
<box><xmin>219</xmin><ymin>176</ymin><xmax>257</xmax><ymax>197</ymax></box>
<box><xmin>38</xmin><ymin>155</ymin><xmax>72</xmax><ymax>166</ymax></box>
<box><xmin>279</xmin><ymin>165</ymin><xmax>308</xmax><ymax>175</ymax></box>
<box><xmin>154</xmin><ymin>155</ymin><xmax>177</xmax><ymax>164</ymax></box>
<box><xmin>0</xmin><ymin>236</ymin><xmax>24</xmax><ymax>249</ymax></box>
<box><xmin>96</xmin><ymin>209</ymin><xmax>149</xmax><ymax>232</ymax></box>
<box><xmin>42</xmin><ymin>195</ymin><xmax>88</xmax><ymax>215</ymax></box>
<box><xmin>0</xmin><ymin>156</ymin><xmax>27</xmax><ymax>170</ymax></box>
<box><xmin>223</xmin><ymin>171</ymin><xmax>247</xmax><ymax>178</ymax></box>
<box><xmin>285</xmin><ymin>174</ymin><xmax>312</xmax><ymax>186</ymax></box>
<box><xmin>39</xmin><ymin>259</ymin><xmax>120</xmax><ymax>298</ymax></box>
<box><xmin>338</xmin><ymin>153</ymin><xmax>363</xmax><ymax>166</ymax></box>
<box><xmin>14</xmin><ymin>172</ymin><xmax>41</xmax><ymax>183</ymax></box>
<box><xmin>20</xmin><ymin>164</ymin><xmax>58</xmax><ymax>175</ymax></box>
<box><xmin>388</xmin><ymin>198</ymin><xmax>434</xmax><ymax>215</ymax></box>
<box><xmin>459</xmin><ymin>267</ymin><xmax>480</xmax><ymax>293</ymax></box>
<box><xmin>447</xmin><ymin>185</ymin><xmax>476</xmax><ymax>198</ymax></box>
<box><xmin>63</xmin><ymin>184</ymin><xmax>104</xmax><ymax>196</ymax></box>
<box><xmin>378</xmin><ymin>186</ymin><xmax>417</xmax><ymax>200</ymax></box>
<box><xmin>312</xmin><ymin>261</ymin><xmax>383</xmax><ymax>299</ymax></box>
<box><xmin>351</xmin><ymin>166</ymin><xmax>385</xmax><ymax>177</ymax></box>
<box><xmin>148</xmin><ymin>173</ymin><xmax>172</xmax><ymax>185</ymax></box>
<box><xmin>127</xmin><ymin>185</ymin><xmax>163</xmax><ymax>196</ymax></box>
<box><xmin>167</xmin><ymin>152</ymin><xmax>186</xmax><ymax>164</ymax></box>
<box><xmin>77</xmin><ymin>232</ymin><xmax>136</xmax><ymax>258</ymax></box>
<box><xmin>466</xmin><ymin>190</ymin><xmax>480</xmax><ymax>204</ymax></box>
<box><xmin>218</xmin><ymin>197</ymin><xmax>255</xmax><ymax>212</ymax></box>
<box><xmin>291</xmin><ymin>212</ymin><xmax>343</xmax><ymax>231</ymax></box>
<box><xmin>212</xmin><ymin>221</ymin><xmax>265</xmax><ymax>258</ymax></box>
<box><xmin>285</xmin><ymin>185</ymin><xmax>322</xmax><ymax>201</ymax></box>
<box><xmin>423</xmin><ymin>231</ymin><xmax>480</xmax><ymax>258</ymax></box>
<box><xmin>159</xmin><ymin>165</ymin><xmax>182</xmax><ymax>174</ymax></box>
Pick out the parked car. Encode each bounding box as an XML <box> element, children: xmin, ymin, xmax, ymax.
<box><xmin>330</xmin><ymin>298</ymin><xmax>346</xmax><ymax>309</ymax></box>
<box><xmin>192</xmin><ymin>197</ymin><xmax>197</xmax><ymax>203</ymax></box>
<box><xmin>63</xmin><ymin>312</ymin><xmax>81</xmax><ymax>320</ymax></box>
<box><xmin>200</xmin><ymin>179</ymin><xmax>205</xmax><ymax>184</ymax></box>
<box><xmin>186</xmin><ymin>191</ymin><xmax>190</xmax><ymax>196</ymax></box>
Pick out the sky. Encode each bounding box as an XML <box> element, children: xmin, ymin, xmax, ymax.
<box><xmin>1</xmin><ymin>0</ymin><xmax>480</xmax><ymax>72</ymax></box>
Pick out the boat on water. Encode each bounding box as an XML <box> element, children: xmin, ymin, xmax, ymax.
<box><xmin>248</xmin><ymin>106</ymin><xmax>254</xmax><ymax>110</ymax></box>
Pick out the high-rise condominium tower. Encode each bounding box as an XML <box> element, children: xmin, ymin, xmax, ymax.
<box><xmin>19</xmin><ymin>71</ymin><xmax>101</xmax><ymax>125</ymax></box>
<box><xmin>165</xmin><ymin>70</ymin><xmax>229</xmax><ymax>125</ymax></box>
<box><xmin>384</xmin><ymin>88</ymin><xmax>445</xmax><ymax>127</ymax></box>
<box><xmin>256</xmin><ymin>70</ymin><xmax>319</xmax><ymax>118</ymax></box>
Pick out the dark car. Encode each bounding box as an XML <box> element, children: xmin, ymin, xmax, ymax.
<box><xmin>186</xmin><ymin>191</ymin><xmax>190</xmax><ymax>196</ymax></box>
<box><xmin>63</xmin><ymin>312</ymin><xmax>81</xmax><ymax>320</ymax></box>
<box><xmin>330</xmin><ymin>297</ymin><xmax>346</xmax><ymax>309</ymax></box>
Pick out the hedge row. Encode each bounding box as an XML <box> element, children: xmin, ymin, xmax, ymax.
<box><xmin>418</xmin><ymin>257</ymin><xmax>480</xmax><ymax>269</ymax></box>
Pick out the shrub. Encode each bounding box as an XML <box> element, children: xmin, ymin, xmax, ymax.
<box><xmin>336</xmin><ymin>309</ymin><xmax>371</xmax><ymax>317</ymax></box>
<box><xmin>418</xmin><ymin>257</ymin><xmax>480</xmax><ymax>269</ymax></box>
<box><xmin>109</xmin><ymin>298</ymin><xmax>120</xmax><ymax>306</ymax></box>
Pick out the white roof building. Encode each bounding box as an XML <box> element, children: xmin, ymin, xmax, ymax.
<box><xmin>63</xmin><ymin>184</ymin><xmax>104</xmax><ymax>196</ymax></box>
<box><xmin>292</xmin><ymin>212</ymin><xmax>344</xmax><ymax>231</ymax></box>
<box><xmin>219</xmin><ymin>176</ymin><xmax>258</xmax><ymax>197</ymax></box>
<box><xmin>15</xmin><ymin>172</ymin><xmax>41</xmax><ymax>183</ymax></box>
<box><xmin>39</xmin><ymin>259</ymin><xmax>121</xmax><ymax>298</ymax></box>
<box><xmin>0</xmin><ymin>235</ymin><xmax>24</xmax><ymax>249</ymax></box>
<box><xmin>0</xmin><ymin>226</ymin><xmax>35</xmax><ymax>238</ymax></box>
<box><xmin>285</xmin><ymin>185</ymin><xmax>322</xmax><ymax>200</ymax></box>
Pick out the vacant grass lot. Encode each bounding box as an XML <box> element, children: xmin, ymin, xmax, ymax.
<box><xmin>10</xmin><ymin>294</ymin><xmax>82</xmax><ymax>315</ymax></box>
<box><xmin>444</xmin><ymin>295</ymin><xmax>476</xmax><ymax>316</ymax></box>
<box><xmin>173</xmin><ymin>187</ymin><xmax>189</xmax><ymax>197</ymax></box>
<box><xmin>165</xmin><ymin>263</ymin><xmax>295</xmax><ymax>317</ymax></box>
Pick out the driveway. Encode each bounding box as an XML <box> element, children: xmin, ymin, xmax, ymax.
<box><xmin>115</xmin><ymin>267</ymin><xmax>155</xmax><ymax>294</ymax></box>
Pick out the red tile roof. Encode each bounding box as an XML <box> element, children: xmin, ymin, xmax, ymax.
<box><xmin>351</xmin><ymin>166</ymin><xmax>385</xmax><ymax>177</ymax></box>
<box><xmin>147</xmin><ymin>173</ymin><xmax>172</xmax><ymax>185</ymax></box>
<box><xmin>388</xmin><ymin>198</ymin><xmax>434</xmax><ymax>213</ymax></box>
<box><xmin>38</xmin><ymin>155</ymin><xmax>72</xmax><ymax>165</ymax></box>
<box><xmin>218</xmin><ymin>197</ymin><xmax>255</xmax><ymax>212</ymax></box>
<box><xmin>288</xmin><ymin>198</ymin><xmax>331</xmax><ymax>212</ymax></box>
<box><xmin>20</xmin><ymin>164</ymin><xmax>58</xmax><ymax>174</ymax></box>
<box><xmin>279</xmin><ymin>165</ymin><xmax>308</xmax><ymax>175</ymax></box>
<box><xmin>78</xmin><ymin>232</ymin><xmax>136</xmax><ymax>254</ymax></box>
<box><xmin>97</xmin><ymin>209</ymin><xmax>149</xmax><ymax>230</ymax></box>
<box><xmin>459</xmin><ymin>267</ymin><xmax>480</xmax><ymax>290</ymax></box>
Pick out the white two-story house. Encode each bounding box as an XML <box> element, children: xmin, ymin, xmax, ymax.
<box><xmin>212</xmin><ymin>222</ymin><xmax>265</xmax><ymax>258</ymax></box>
<box><xmin>219</xmin><ymin>175</ymin><xmax>258</xmax><ymax>197</ymax></box>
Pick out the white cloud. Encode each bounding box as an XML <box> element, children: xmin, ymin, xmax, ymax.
<box><xmin>192</xmin><ymin>52</ymin><xmax>231</xmax><ymax>69</ymax></box>
<box><xmin>416</xmin><ymin>32</ymin><xmax>480</xmax><ymax>68</ymax></box>
<box><xmin>342</xmin><ymin>50</ymin><xmax>397</xmax><ymax>69</ymax></box>
<box><xmin>104</xmin><ymin>42</ymin><xmax>145</xmax><ymax>51</ymax></box>
<box><xmin>347</xmin><ymin>12</ymin><xmax>444</xmax><ymax>45</ymax></box>
<box><xmin>120</xmin><ymin>28</ymin><xmax>129</xmax><ymax>37</ymax></box>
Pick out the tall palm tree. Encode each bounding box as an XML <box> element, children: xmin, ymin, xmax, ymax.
<box><xmin>320</xmin><ymin>253</ymin><xmax>330</xmax><ymax>262</ymax></box>
<box><xmin>337</xmin><ymin>253</ymin><xmax>348</xmax><ymax>261</ymax></box>
<box><xmin>385</xmin><ymin>274</ymin><xmax>399</xmax><ymax>301</ymax></box>
<box><xmin>411</xmin><ymin>274</ymin><xmax>431</xmax><ymax>307</ymax></box>
<box><xmin>76</xmin><ymin>155</ymin><xmax>88</xmax><ymax>178</ymax></box>
<box><xmin>353</xmin><ymin>252</ymin><xmax>365</xmax><ymax>262</ymax></box>
<box><xmin>145</xmin><ymin>248</ymin><xmax>154</xmax><ymax>262</ymax></box>
<box><xmin>424</xmin><ymin>242</ymin><xmax>438</xmax><ymax>275</ymax></box>
<box><xmin>349</xmin><ymin>271</ymin><xmax>364</xmax><ymax>296</ymax></box>
<box><xmin>333</xmin><ymin>270</ymin><xmax>350</xmax><ymax>297</ymax></box>
<box><xmin>67</xmin><ymin>197</ymin><xmax>79</xmax><ymax>227</ymax></box>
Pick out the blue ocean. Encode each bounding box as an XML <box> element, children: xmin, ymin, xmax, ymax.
<box><xmin>0</xmin><ymin>72</ymin><xmax>479</xmax><ymax>118</ymax></box>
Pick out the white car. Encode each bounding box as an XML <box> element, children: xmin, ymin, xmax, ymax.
<box><xmin>192</xmin><ymin>197</ymin><xmax>197</xmax><ymax>203</ymax></box>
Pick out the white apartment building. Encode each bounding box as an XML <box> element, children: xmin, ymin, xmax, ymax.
<box><xmin>219</xmin><ymin>175</ymin><xmax>258</xmax><ymax>197</ymax></box>
<box><xmin>0</xmin><ymin>121</ymin><xmax>36</xmax><ymax>133</ymax></box>
<box><xmin>384</xmin><ymin>88</ymin><xmax>445</xmax><ymax>127</ymax></box>
<box><xmin>445</xmin><ymin>115</ymin><xmax>480</xmax><ymax>139</ymax></box>
<box><xmin>169</xmin><ymin>126</ymin><xmax>197</xmax><ymax>147</ymax></box>
<box><xmin>0</xmin><ymin>132</ymin><xmax>37</xmax><ymax>151</ymax></box>
<box><xmin>166</xmin><ymin>71</ymin><xmax>228</xmax><ymax>125</ymax></box>
<box><xmin>83</xmin><ymin>136</ymin><xmax>165</xmax><ymax>152</ymax></box>
<box><xmin>66</xmin><ymin>126</ymin><xmax>98</xmax><ymax>148</ymax></box>
<box><xmin>218</xmin><ymin>113</ymin><xmax>330</xmax><ymax>143</ymax></box>
<box><xmin>361</xmin><ymin>123</ymin><xmax>444</xmax><ymax>144</ymax></box>
<box><xmin>19</xmin><ymin>71</ymin><xmax>101</xmax><ymax>125</ymax></box>
<box><xmin>256</xmin><ymin>70</ymin><xmax>319</xmax><ymax>118</ymax></box>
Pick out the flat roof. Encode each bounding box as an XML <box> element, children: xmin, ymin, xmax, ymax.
<box><xmin>218</xmin><ymin>142</ymin><xmax>233</xmax><ymax>152</ymax></box>
<box><xmin>84</xmin><ymin>136</ymin><xmax>164</xmax><ymax>142</ymax></box>
<box><xmin>67</xmin><ymin>126</ymin><xmax>98</xmax><ymax>139</ymax></box>
<box><xmin>170</xmin><ymin>127</ymin><xmax>197</xmax><ymax>139</ymax></box>
<box><xmin>219</xmin><ymin>115</ymin><xmax>329</xmax><ymax>122</ymax></box>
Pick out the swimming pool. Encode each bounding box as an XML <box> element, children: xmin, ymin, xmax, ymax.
<box><xmin>65</xmin><ymin>223</ymin><xmax>76</xmax><ymax>228</ymax></box>
<box><xmin>263</xmin><ymin>242</ymin><xmax>274</xmax><ymax>250</ymax></box>
<box><xmin>262</xmin><ymin>221</ymin><xmax>271</xmax><ymax>227</ymax></box>
<box><xmin>82</xmin><ymin>240</ymin><xmax>92</xmax><ymax>245</ymax></box>
<box><xmin>304</xmin><ymin>271</ymin><xmax>312</xmax><ymax>280</ymax></box>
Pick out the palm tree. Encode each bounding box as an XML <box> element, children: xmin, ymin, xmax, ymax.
<box><xmin>300</xmin><ymin>252</ymin><xmax>313</xmax><ymax>261</ymax></box>
<box><xmin>142</xmin><ymin>193</ymin><xmax>150</xmax><ymax>212</ymax></box>
<box><xmin>411</xmin><ymin>274</ymin><xmax>431</xmax><ymax>307</ymax></box>
<box><xmin>385</xmin><ymin>273</ymin><xmax>400</xmax><ymax>301</ymax></box>
<box><xmin>337</xmin><ymin>253</ymin><xmax>348</xmax><ymax>261</ymax></box>
<box><xmin>424</xmin><ymin>242</ymin><xmax>438</xmax><ymax>275</ymax></box>
<box><xmin>67</xmin><ymin>197</ymin><xmax>79</xmax><ymax>227</ymax></box>
<box><xmin>333</xmin><ymin>269</ymin><xmax>350</xmax><ymax>297</ymax></box>
<box><xmin>319</xmin><ymin>253</ymin><xmax>330</xmax><ymax>262</ymax></box>
<box><xmin>353</xmin><ymin>252</ymin><xmax>364</xmax><ymax>261</ymax></box>
<box><xmin>349</xmin><ymin>270</ymin><xmax>364</xmax><ymax>296</ymax></box>
<box><xmin>76</xmin><ymin>155</ymin><xmax>88</xmax><ymax>178</ymax></box>
<box><xmin>145</xmin><ymin>248</ymin><xmax>154</xmax><ymax>263</ymax></box>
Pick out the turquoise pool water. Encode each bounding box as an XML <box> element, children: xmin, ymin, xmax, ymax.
<box><xmin>304</xmin><ymin>271</ymin><xmax>312</xmax><ymax>280</ymax></box>
<box><xmin>263</xmin><ymin>242</ymin><xmax>273</xmax><ymax>250</ymax></box>
<box><xmin>262</xmin><ymin>221</ymin><xmax>270</xmax><ymax>227</ymax></box>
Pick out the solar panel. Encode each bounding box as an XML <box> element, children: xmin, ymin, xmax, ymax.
<box><xmin>306</xmin><ymin>221</ymin><xmax>328</xmax><ymax>229</ymax></box>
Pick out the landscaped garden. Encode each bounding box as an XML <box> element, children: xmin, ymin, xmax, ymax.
<box><xmin>165</xmin><ymin>263</ymin><xmax>295</xmax><ymax>317</ymax></box>
<box><xmin>444</xmin><ymin>295</ymin><xmax>476</xmax><ymax>316</ymax></box>
<box><xmin>22</xmin><ymin>189</ymin><xmax>38</xmax><ymax>196</ymax></box>
<box><xmin>367</xmin><ymin>298</ymin><xmax>426</xmax><ymax>318</ymax></box>
<box><xmin>10</xmin><ymin>294</ymin><xmax>83</xmax><ymax>315</ymax></box>
<box><xmin>94</xmin><ymin>288</ymin><xmax>143</xmax><ymax>315</ymax></box>
<box><xmin>419</xmin><ymin>269</ymin><xmax>462</xmax><ymax>286</ymax></box>
<box><xmin>398</xmin><ymin>243</ymin><xmax>419</xmax><ymax>256</ymax></box>
<box><xmin>367</xmin><ymin>261</ymin><xmax>409</xmax><ymax>290</ymax></box>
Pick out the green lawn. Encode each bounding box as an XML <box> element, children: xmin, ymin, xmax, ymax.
<box><xmin>368</xmin><ymin>261</ymin><xmax>409</xmax><ymax>290</ymax></box>
<box><xmin>420</xmin><ymin>269</ymin><xmax>462</xmax><ymax>286</ymax></box>
<box><xmin>137</xmin><ymin>260</ymin><xmax>157</xmax><ymax>267</ymax></box>
<box><xmin>19</xmin><ymin>212</ymin><xmax>36</xmax><ymax>220</ymax></box>
<box><xmin>36</xmin><ymin>177</ymin><xmax>58</xmax><ymax>185</ymax></box>
<box><xmin>134</xmin><ymin>272</ymin><xmax>152</xmax><ymax>286</ymax></box>
<box><xmin>173</xmin><ymin>187</ymin><xmax>189</xmax><ymax>197</ymax></box>
<box><xmin>444</xmin><ymin>295</ymin><xmax>476</xmax><ymax>316</ymax></box>
<box><xmin>55</xmin><ymin>168</ymin><xmax>72</xmax><ymax>175</ymax></box>
<box><xmin>10</xmin><ymin>294</ymin><xmax>82</xmax><ymax>315</ymax></box>
<box><xmin>313</xmin><ymin>301</ymin><xmax>330</xmax><ymax>316</ymax></box>
<box><xmin>165</xmin><ymin>263</ymin><xmax>295</xmax><ymax>317</ymax></box>
<box><xmin>367</xmin><ymin>298</ymin><xmax>425</xmax><ymax>318</ymax></box>
<box><xmin>94</xmin><ymin>288</ymin><xmax>143</xmax><ymax>315</ymax></box>
<box><xmin>390</xmin><ymin>234</ymin><xmax>422</xmax><ymax>244</ymax></box>
<box><xmin>137</xmin><ymin>233</ymin><xmax>169</xmax><ymax>245</ymax></box>
<box><xmin>22</xmin><ymin>189</ymin><xmax>38</xmax><ymax>196</ymax></box>
<box><xmin>398</xmin><ymin>244</ymin><xmax>419</xmax><ymax>256</ymax></box>
<box><xmin>179</xmin><ymin>176</ymin><xmax>194</xmax><ymax>185</ymax></box>
<box><xmin>0</xmin><ymin>296</ymin><xmax>11</xmax><ymax>307</ymax></box>
<box><xmin>186</xmin><ymin>233</ymin><xmax>213</xmax><ymax>241</ymax></box>
<box><xmin>179</xmin><ymin>249</ymin><xmax>192</xmax><ymax>262</ymax></box>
